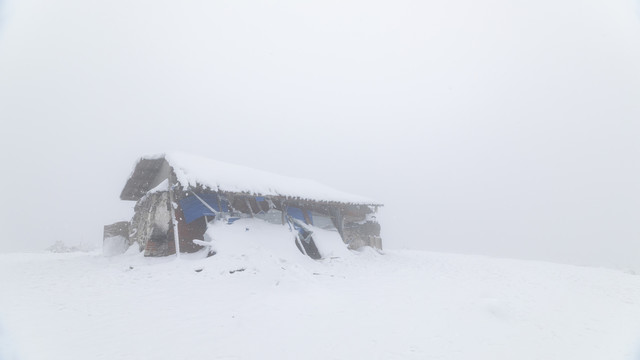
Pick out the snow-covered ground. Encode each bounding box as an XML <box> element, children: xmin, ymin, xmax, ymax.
<box><xmin>2</xmin><ymin>237</ymin><xmax>640</xmax><ymax>359</ymax></box>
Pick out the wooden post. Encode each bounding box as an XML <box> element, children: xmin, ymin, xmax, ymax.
<box><xmin>168</xmin><ymin>183</ymin><xmax>181</xmax><ymax>259</ymax></box>
<box><xmin>192</xmin><ymin>191</ymin><xmax>220</xmax><ymax>218</ymax></box>
<box><xmin>244</xmin><ymin>198</ymin><xmax>254</xmax><ymax>217</ymax></box>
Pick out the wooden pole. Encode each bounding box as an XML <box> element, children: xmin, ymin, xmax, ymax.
<box><xmin>192</xmin><ymin>191</ymin><xmax>220</xmax><ymax>218</ymax></box>
<box><xmin>168</xmin><ymin>184</ymin><xmax>181</xmax><ymax>259</ymax></box>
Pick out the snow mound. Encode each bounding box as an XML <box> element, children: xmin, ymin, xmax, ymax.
<box><xmin>306</xmin><ymin>225</ymin><xmax>352</xmax><ymax>258</ymax></box>
<box><xmin>205</xmin><ymin>218</ymin><xmax>312</xmax><ymax>268</ymax></box>
<box><xmin>200</xmin><ymin>218</ymin><xmax>352</xmax><ymax>275</ymax></box>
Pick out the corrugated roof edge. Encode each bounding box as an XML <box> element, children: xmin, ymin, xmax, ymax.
<box><xmin>133</xmin><ymin>152</ymin><xmax>383</xmax><ymax>206</ymax></box>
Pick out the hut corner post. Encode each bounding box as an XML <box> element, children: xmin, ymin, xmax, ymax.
<box><xmin>168</xmin><ymin>182</ymin><xmax>181</xmax><ymax>259</ymax></box>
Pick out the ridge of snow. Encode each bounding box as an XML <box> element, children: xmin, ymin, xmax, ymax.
<box><xmin>156</xmin><ymin>152</ymin><xmax>378</xmax><ymax>205</ymax></box>
<box><xmin>147</xmin><ymin>178</ymin><xmax>168</xmax><ymax>194</ymax></box>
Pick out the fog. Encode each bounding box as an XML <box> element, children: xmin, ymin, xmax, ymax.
<box><xmin>0</xmin><ymin>0</ymin><xmax>639</xmax><ymax>269</ymax></box>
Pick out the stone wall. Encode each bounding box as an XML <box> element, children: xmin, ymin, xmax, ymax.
<box><xmin>129</xmin><ymin>191</ymin><xmax>172</xmax><ymax>256</ymax></box>
<box><xmin>102</xmin><ymin>221</ymin><xmax>131</xmax><ymax>256</ymax></box>
<box><xmin>342</xmin><ymin>221</ymin><xmax>382</xmax><ymax>250</ymax></box>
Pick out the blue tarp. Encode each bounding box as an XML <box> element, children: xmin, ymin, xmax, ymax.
<box><xmin>179</xmin><ymin>193</ymin><xmax>229</xmax><ymax>224</ymax></box>
<box><xmin>286</xmin><ymin>206</ymin><xmax>313</xmax><ymax>228</ymax></box>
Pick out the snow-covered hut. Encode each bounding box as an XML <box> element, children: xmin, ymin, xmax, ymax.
<box><xmin>104</xmin><ymin>153</ymin><xmax>383</xmax><ymax>258</ymax></box>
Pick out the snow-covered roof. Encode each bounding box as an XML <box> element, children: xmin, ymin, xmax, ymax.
<box><xmin>121</xmin><ymin>152</ymin><xmax>380</xmax><ymax>205</ymax></box>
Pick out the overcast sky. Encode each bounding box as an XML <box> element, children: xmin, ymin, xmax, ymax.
<box><xmin>0</xmin><ymin>0</ymin><xmax>639</xmax><ymax>270</ymax></box>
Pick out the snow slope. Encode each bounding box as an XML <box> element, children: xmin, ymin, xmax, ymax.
<box><xmin>1</xmin><ymin>248</ymin><xmax>640</xmax><ymax>360</ymax></box>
